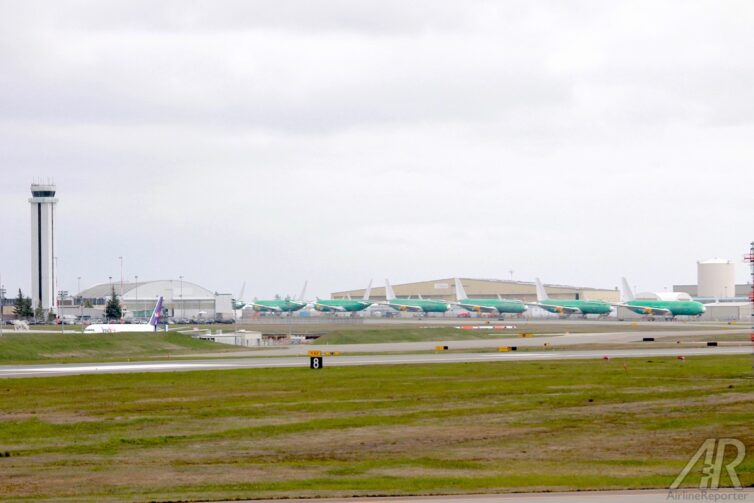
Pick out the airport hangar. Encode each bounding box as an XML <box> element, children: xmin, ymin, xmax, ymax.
<box><xmin>332</xmin><ymin>278</ymin><xmax>621</xmax><ymax>304</ymax></box>
<box><xmin>71</xmin><ymin>279</ymin><xmax>235</xmax><ymax>321</ymax></box>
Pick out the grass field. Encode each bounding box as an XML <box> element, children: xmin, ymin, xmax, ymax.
<box><xmin>0</xmin><ymin>332</ymin><xmax>243</xmax><ymax>364</ymax></box>
<box><xmin>0</xmin><ymin>355</ymin><xmax>752</xmax><ymax>501</ymax></box>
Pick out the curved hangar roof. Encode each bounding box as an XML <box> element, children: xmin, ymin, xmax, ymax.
<box><xmin>78</xmin><ymin>279</ymin><xmax>215</xmax><ymax>301</ymax></box>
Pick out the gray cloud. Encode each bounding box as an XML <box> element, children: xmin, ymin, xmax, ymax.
<box><xmin>0</xmin><ymin>0</ymin><xmax>752</xmax><ymax>299</ymax></box>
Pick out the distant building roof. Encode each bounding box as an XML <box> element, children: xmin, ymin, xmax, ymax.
<box><xmin>78</xmin><ymin>279</ymin><xmax>215</xmax><ymax>301</ymax></box>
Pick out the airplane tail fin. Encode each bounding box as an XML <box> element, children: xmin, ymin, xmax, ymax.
<box><xmin>454</xmin><ymin>278</ymin><xmax>467</xmax><ymax>301</ymax></box>
<box><xmin>298</xmin><ymin>281</ymin><xmax>308</xmax><ymax>302</ymax></box>
<box><xmin>148</xmin><ymin>296</ymin><xmax>164</xmax><ymax>329</ymax></box>
<box><xmin>621</xmin><ymin>277</ymin><xmax>635</xmax><ymax>301</ymax></box>
<box><xmin>363</xmin><ymin>279</ymin><xmax>373</xmax><ymax>301</ymax></box>
<box><xmin>238</xmin><ymin>282</ymin><xmax>246</xmax><ymax>301</ymax></box>
<box><xmin>535</xmin><ymin>278</ymin><xmax>548</xmax><ymax>302</ymax></box>
<box><xmin>384</xmin><ymin>279</ymin><xmax>396</xmax><ymax>301</ymax></box>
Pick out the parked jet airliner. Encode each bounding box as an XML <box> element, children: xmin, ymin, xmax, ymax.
<box><xmin>84</xmin><ymin>296</ymin><xmax>164</xmax><ymax>334</ymax></box>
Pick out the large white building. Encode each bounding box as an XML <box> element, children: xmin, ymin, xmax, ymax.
<box><xmin>29</xmin><ymin>182</ymin><xmax>57</xmax><ymax>313</ymax></box>
<box><xmin>77</xmin><ymin>279</ymin><xmax>234</xmax><ymax>321</ymax></box>
<box><xmin>333</xmin><ymin>278</ymin><xmax>620</xmax><ymax>303</ymax></box>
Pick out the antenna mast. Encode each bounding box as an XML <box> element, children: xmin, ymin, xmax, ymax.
<box><xmin>745</xmin><ymin>242</ymin><xmax>754</xmax><ymax>369</ymax></box>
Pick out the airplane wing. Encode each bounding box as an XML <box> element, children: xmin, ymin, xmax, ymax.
<box><xmin>525</xmin><ymin>303</ymin><xmax>583</xmax><ymax>315</ymax></box>
<box><xmin>612</xmin><ymin>303</ymin><xmax>672</xmax><ymax>316</ymax></box>
<box><xmin>455</xmin><ymin>302</ymin><xmax>498</xmax><ymax>313</ymax></box>
<box><xmin>313</xmin><ymin>302</ymin><xmax>346</xmax><ymax>312</ymax></box>
<box><xmin>386</xmin><ymin>302</ymin><xmax>424</xmax><ymax>313</ymax></box>
<box><xmin>243</xmin><ymin>303</ymin><xmax>282</xmax><ymax>312</ymax></box>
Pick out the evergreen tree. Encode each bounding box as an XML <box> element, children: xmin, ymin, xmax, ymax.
<box><xmin>24</xmin><ymin>296</ymin><xmax>33</xmax><ymax>318</ymax></box>
<box><xmin>13</xmin><ymin>289</ymin><xmax>24</xmax><ymax>318</ymax></box>
<box><xmin>105</xmin><ymin>286</ymin><xmax>122</xmax><ymax>320</ymax></box>
<box><xmin>13</xmin><ymin>289</ymin><xmax>33</xmax><ymax>319</ymax></box>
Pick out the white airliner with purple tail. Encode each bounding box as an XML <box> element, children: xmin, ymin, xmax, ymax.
<box><xmin>84</xmin><ymin>296</ymin><xmax>164</xmax><ymax>334</ymax></box>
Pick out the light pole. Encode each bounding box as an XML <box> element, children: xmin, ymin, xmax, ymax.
<box><xmin>108</xmin><ymin>276</ymin><xmax>113</xmax><ymax>321</ymax></box>
<box><xmin>77</xmin><ymin>276</ymin><xmax>82</xmax><ymax>329</ymax></box>
<box><xmin>134</xmin><ymin>275</ymin><xmax>139</xmax><ymax>317</ymax></box>
<box><xmin>55</xmin><ymin>288</ymin><xmax>69</xmax><ymax>334</ymax></box>
<box><xmin>179</xmin><ymin>275</ymin><xmax>184</xmax><ymax>320</ymax></box>
<box><xmin>118</xmin><ymin>256</ymin><xmax>123</xmax><ymax>298</ymax></box>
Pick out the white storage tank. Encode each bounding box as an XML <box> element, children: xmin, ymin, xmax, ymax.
<box><xmin>697</xmin><ymin>259</ymin><xmax>735</xmax><ymax>298</ymax></box>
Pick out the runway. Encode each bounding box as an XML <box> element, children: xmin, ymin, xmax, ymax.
<box><xmin>194</xmin><ymin>327</ymin><xmax>749</xmax><ymax>357</ymax></box>
<box><xmin>0</xmin><ymin>345</ymin><xmax>749</xmax><ymax>378</ymax></box>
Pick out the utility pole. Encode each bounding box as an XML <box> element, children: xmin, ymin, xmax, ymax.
<box><xmin>118</xmin><ymin>256</ymin><xmax>123</xmax><ymax>298</ymax></box>
<box><xmin>745</xmin><ymin>242</ymin><xmax>754</xmax><ymax>370</ymax></box>
<box><xmin>59</xmin><ymin>290</ymin><xmax>64</xmax><ymax>334</ymax></box>
<box><xmin>134</xmin><ymin>275</ymin><xmax>139</xmax><ymax>317</ymax></box>
<box><xmin>179</xmin><ymin>275</ymin><xmax>184</xmax><ymax>320</ymax></box>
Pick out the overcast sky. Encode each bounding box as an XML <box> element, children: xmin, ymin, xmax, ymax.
<box><xmin>1</xmin><ymin>0</ymin><xmax>752</xmax><ymax>299</ymax></box>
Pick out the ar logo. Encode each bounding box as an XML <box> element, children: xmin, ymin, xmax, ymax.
<box><xmin>671</xmin><ymin>438</ymin><xmax>746</xmax><ymax>489</ymax></box>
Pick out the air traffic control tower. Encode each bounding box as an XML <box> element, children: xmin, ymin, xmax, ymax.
<box><xmin>29</xmin><ymin>183</ymin><xmax>57</xmax><ymax>313</ymax></box>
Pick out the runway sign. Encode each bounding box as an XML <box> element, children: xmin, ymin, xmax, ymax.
<box><xmin>310</xmin><ymin>356</ymin><xmax>323</xmax><ymax>369</ymax></box>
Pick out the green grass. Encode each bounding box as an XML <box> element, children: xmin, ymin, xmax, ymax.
<box><xmin>0</xmin><ymin>332</ymin><xmax>243</xmax><ymax>364</ymax></box>
<box><xmin>0</xmin><ymin>355</ymin><xmax>752</xmax><ymax>501</ymax></box>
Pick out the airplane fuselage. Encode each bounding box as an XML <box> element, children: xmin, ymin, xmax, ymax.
<box><xmin>84</xmin><ymin>324</ymin><xmax>158</xmax><ymax>334</ymax></box>
<box><xmin>624</xmin><ymin>300</ymin><xmax>705</xmax><ymax>317</ymax></box>
<box><xmin>252</xmin><ymin>300</ymin><xmax>306</xmax><ymax>313</ymax></box>
<box><xmin>314</xmin><ymin>300</ymin><xmax>372</xmax><ymax>312</ymax></box>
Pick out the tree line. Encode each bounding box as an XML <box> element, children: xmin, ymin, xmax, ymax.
<box><xmin>9</xmin><ymin>286</ymin><xmax>122</xmax><ymax>321</ymax></box>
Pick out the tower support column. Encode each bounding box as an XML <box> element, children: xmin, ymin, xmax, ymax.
<box><xmin>29</xmin><ymin>183</ymin><xmax>58</xmax><ymax>315</ymax></box>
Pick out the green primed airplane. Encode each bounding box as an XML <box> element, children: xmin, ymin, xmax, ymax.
<box><xmin>454</xmin><ymin>278</ymin><xmax>527</xmax><ymax>315</ymax></box>
<box><xmin>615</xmin><ymin>278</ymin><xmax>705</xmax><ymax>318</ymax></box>
<box><xmin>383</xmin><ymin>279</ymin><xmax>450</xmax><ymax>314</ymax></box>
<box><xmin>243</xmin><ymin>281</ymin><xmax>308</xmax><ymax>313</ymax></box>
<box><xmin>528</xmin><ymin>278</ymin><xmax>613</xmax><ymax>317</ymax></box>
<box><xmin>312</xmin><ymin>280</ymin><xmax>374</xmax><ymax>312</ymax></box>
